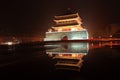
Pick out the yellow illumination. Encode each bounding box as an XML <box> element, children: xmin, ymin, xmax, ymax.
<box><xmin>72</xmin><ymin>54</ymin><xmax>77</xmax><ymax>57</ymax></box>
<box><xmin>7</xmin><ymin>42</ymin><xmax>13</xmax><ymax>45</ymax></box>
<box><xmin>59</xmin><ymin>54</ymin><xmax>63</xmax><ymax>57</ymax></box>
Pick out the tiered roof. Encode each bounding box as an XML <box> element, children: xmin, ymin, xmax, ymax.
<box><xmin>53</xmin><ymin>13</ymin><xmax>82</xmax><ymax>27</ymax></box>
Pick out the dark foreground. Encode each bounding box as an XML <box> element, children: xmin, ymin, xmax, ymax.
<box><xmin>0</xmin><ymin>42</ymin><xmax>120</xmax><ymax>80</ymax></box>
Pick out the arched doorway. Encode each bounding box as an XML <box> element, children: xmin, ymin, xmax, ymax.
<box><xmin>61</xmin><ymin>36</ymin><xmax>68</xmax><ymax>40</ymax></box>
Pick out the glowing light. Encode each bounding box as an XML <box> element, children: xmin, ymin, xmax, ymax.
<box><xmin>59</xmin><ymin>54</ymin><xmax>63</xmax><ymax>57</ymax></box>
<box><xmin>0</xmin><ymin>41</ymin><xmax>20</xmax><ymax>45</ymax></box>
<box><xmin>72</xmin><ymin>54</ymin><xmax>77</xmax><ymax>57</ymax></box>
<box><xmin>7</xmin><ymin>42</ymin><xmax>13</xmax><ymax>45</ymax></box>
<box><xmin>71</xmin><ymin>28</ymin><xmax>76</xmax><ymax>31</ymax></box>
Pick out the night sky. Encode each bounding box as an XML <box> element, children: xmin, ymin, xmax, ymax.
<box><xmin>0</xmin><ymin>0</ymin><xmax>120</xmax><ymax>38</ymax></box>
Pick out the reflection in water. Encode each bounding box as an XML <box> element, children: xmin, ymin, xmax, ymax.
<box><xmin>89</xmin><ymin>41</ymin><xmax>120</xmax><ymax>49</ymax></box>
<box><xmin>46</xmin><ymin>43</ymin><xmax>89</xmax><ymax>71</ymax></box>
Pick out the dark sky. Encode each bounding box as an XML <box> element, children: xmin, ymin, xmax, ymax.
<box><xmin>0</xmin><ymin>0</ymin><xmax>120</xmax><ymax>37</ymax></box>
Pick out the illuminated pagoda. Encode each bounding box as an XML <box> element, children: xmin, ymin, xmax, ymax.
<box><xmin>44</xmin><ymin>12</ymin><xmax>88</xmax><ymax>41</ymax></box>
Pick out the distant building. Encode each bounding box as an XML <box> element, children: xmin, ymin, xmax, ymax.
<box><xmin>44</xmin><ymin>12</ymin><xmax>88</xmax><ymax>41</ymax></box>
<box><xmin>106</xmin><ymin>24</ymin><xmax>120</xmax><ymax>37</ymax></box>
